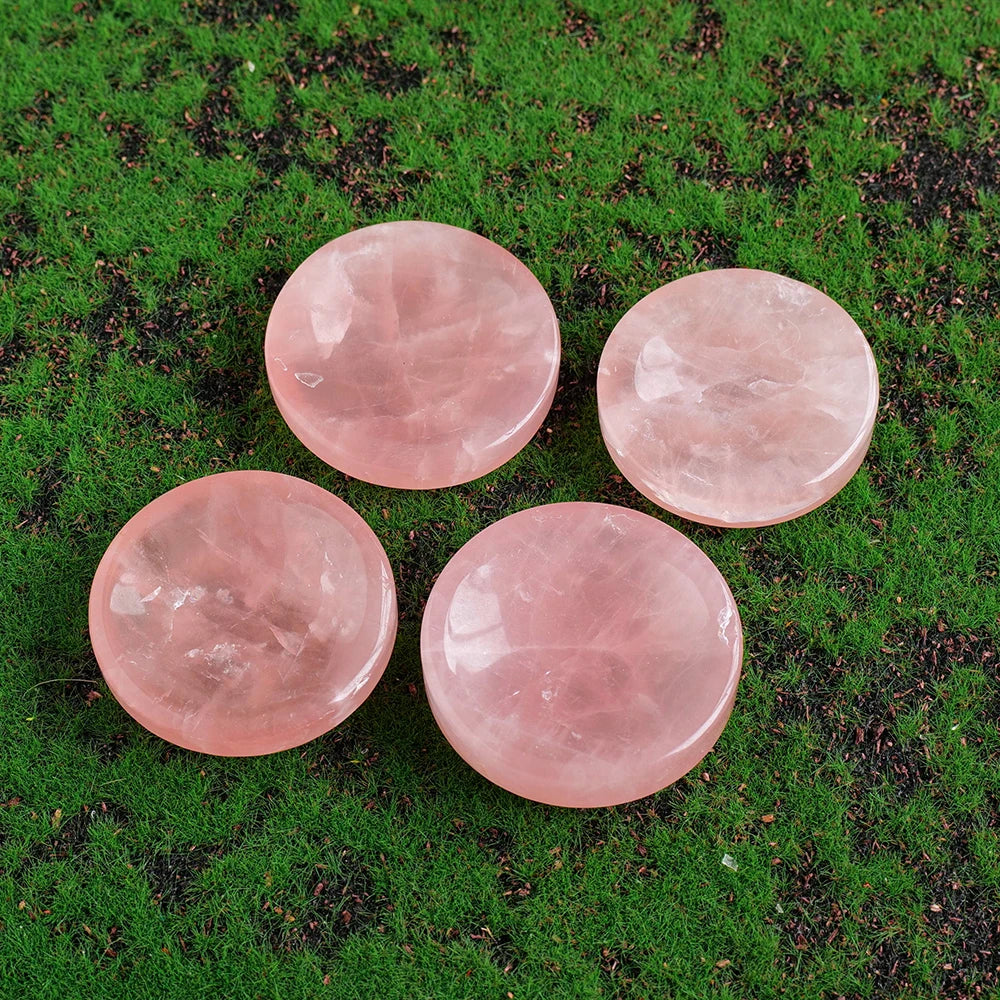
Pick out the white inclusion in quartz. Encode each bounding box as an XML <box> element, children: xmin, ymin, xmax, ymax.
<box><xmin>168</xmin><ymin>586</ymin><xmax>206</xmax><ymax>610</ymax></box>
<box><xmin>633</xmin><ymin>336</ymin><xmax>688</xmax><ymax>402</ymax></box>
<box><xmin>110</xmin><ymin>583</ymin><xmax>147</xmax><ymax>616</ymax></box>
<box><xmin>310</xmin><ymin>299</ymin><xmax>352</xmax><ymax>355</ymax></box>
<box><xmin>268</xmin><ymin>624</ymin><xmax>305</xmax><ymax>657</ymax></box>
<box><xmin>204</xmin><ymin>642</ymin><xmax>249</xmax><ymax>676</ymax></box>
<box><xmin>443</xmin><ymin>565</ymin><xmax>510</xmax><ymax>674</ymax></box>
<box><xmin>294</xmin><ymin>372</ymin><xmax>325</xmax><ymax>388</ymax></box>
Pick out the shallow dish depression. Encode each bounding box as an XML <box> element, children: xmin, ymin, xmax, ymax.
<box><xmin>597</xmin><ymin>268</ymin><xmax>879</xmax><ymax>528</ymax></box>
<box><xmin>420</xmin><ymin>502</ymin><xmax>743</xmax><ymax>808</ymax></box>
<box><xmin>265</xmin><ymin>220</ymin><xmax>561</xmax><ymax>490</ymax></box>
<box><xmin>88</xmin><ymin>471</ymin><xmax>397</xmax><ymax>756</ymax></box>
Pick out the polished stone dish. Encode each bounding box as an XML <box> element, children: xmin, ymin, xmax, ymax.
<box><xmin>420</xmin><ymin>502</ymin><xmax>743</xmax><ymax>807</ymax></box>
<box><xmin>88</xmin><ymin>471</ymin><xmax>397</xmax><ymax>755</ymax></box>
<box><xmin>265</xmin><ymin>221</ymin><xmax>560</xmax><ymax>489</ymax></box>
<box><xmin>597</xmin><ymin>268</ymin><xmax>879</xmax><ymax>527</ymax></box>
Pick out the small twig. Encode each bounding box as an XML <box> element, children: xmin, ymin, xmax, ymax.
<box><xmin>23</xmin><ymin>678</ymin><xmax>99</xmax><ymax>693</ymax></box>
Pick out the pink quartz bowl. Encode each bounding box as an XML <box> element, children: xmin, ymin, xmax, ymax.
<box><xmin>420</xmin><ymin>502</ymin><xmax>743</xmax><ymax>808</ymax></box>
<box><xmin>598</xmin><ymin>268</ymin><xmax>879</xmax><ymax>528</ymax></box>
<box><xmin>265</xmin><ymin>221</ymin><xmax>561</xmax><ymax>490</ymax></box>
<box><xmin>88</xmin><ymin>471</ymin><xmax>397</xmax><ymax>756</ymax></box>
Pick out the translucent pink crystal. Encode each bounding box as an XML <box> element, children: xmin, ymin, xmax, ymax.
<box><xmin>420</xmin><ymin>503</ymin><xmax>742</xmax><ymax>807</ymax></box>
<box><xmin>88</xmin><ymin>471</ymin><xmax>397</xmax><ymax>756</ymax></box>
<box><xmin>597</xmin><ymin>269</ymin><xmax>879</xmax><ymax>527</ymax></box>
<box><xmin>265</xmin><ymin>221</ymin><xmax>560</xmax><ymax>489</ymax></box>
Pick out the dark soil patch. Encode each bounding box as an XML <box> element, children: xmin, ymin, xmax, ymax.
<box><xmin>476</xmin><ymin>826</ymin><xmax>515</xmax><ymax>863</ymax></box>
<box><xmin>571</xmin><ymin>103</ymin><xmax>606</xmax><ymax>133</ymax></box>
<box><xmin>750</xmin><ymin>73</ymin><xmax>855</xmax><ymax>132</ymax></box>
<box><xmin>88</xmin><ymin>731</ymin><xmax>131</xmax><ymax>765</ymax></box>
<box><xmin>185</xmin><ymin>86</ymin><xmax>237</xmax><ymax>160</ymax></box>
<box><xmin>465</xmin><ymin>475</ymin><xmax>555</xmax><ymax>521</ymax></box>
<box><xmin>196</xmin><ymin>363</ymin><xmax>262</xmax><ymax>412</ymax></box>
<box><xmin>0</xmin><ymin>333</ymin><xmax>26</xmax><ymax>380</ymax></box>
<box><xmin>755</xmin><ymin>50</ymin><xmax>804</xmax><ymax>89</ymax></box>
<box><xmin>396</xmin><ymin>520</ymin><xmax>454</xmax><ymax>624</ymax></box>
<box><xmin>2</xmin><ymin>211</ymin><xmax>43</xmax><ymax>281</ymax></box>
<box><xmin>137</xmin><ymin>31</ymin><xmax>193</xmax><ymax>90</ymax></box>
<box><xmin>477</xmin><ymin>826</ymin><xmax>533</xmax><ymax>905</ymax></box>
<box><xmin>927</xmin><ymin>880</ymin><xmax>1000</xmax><ymax>999</ymax></box>
<box><xmin>871</xmin><ymin>221</ymin><xmax>1000</xmax><ymax>323</ymax></box>
<box><xmin>759</xmin><ymin>147</ymin><xmax>813</xmax><ymax>194</ymax></box>
<box><xmin>619</xmin><ymin>222</ymin><xmax>739</xmax><ymax>273</ymax></box>
<box><xmin>678</xmin><ymin>0</ymin><xmax>724</xmax><ymax>61</ymax></box>
<box><xmin>860</xmin><ymin>138</ymin><xmax>999</xmax><ymax>227</ymax></box>
<box><xmin>562</xmin><ymin>2</ymin><xmax>601</xmax><ymax>49</ymax></box>
<box><xmin>608</xmin><ymin>153</ymin><xmax>649</xmax><ymax>202</ymax></box>
<box><xmin>252</xmin><ymin>265</ymin><xmax>292</xmax><ymax>303</ymax></box>
<box><xmin>770</xmin><ymin>624</ymin><xmax>995</xmax><ymax>841</ymax></box>
<box><xmin>778</xmin><ymin>848</ymin><xmax>923</xmax><ymax>990</ymax></box>
<box><xmin>837</xmin><ymin>693</ymin><xmax>934</xmax><ymax>800</ymax></box>
<box><xmin>107</xmin><ymin>121</ymin><xmax>147</xmax><ymax>167</ymax></box>
<box><xmin>861</xmin><ymin>922</ymin><xmax>914</xmax><ymax>998</ymax></box>
<box><xmin>472</xmin><ymin>928</ymin><xmax>522</xmax><ymax>975</ymax></box>
<box><xmin>542</xmin><ymin>361</ymin><xmax>596</xmax><ymax>442</ymax></box>
<box><xmin>267</xmin><ymin>850</ymin><xmax>390</xmax><ymax>955</ymax></box>
<box><xmin>599</xmin><ymin>942</ymin><xmax>643</xmax><ymax>991</ymax></box>
<box><xmin>333</xmin><ymin>117</ymin><xmax>425</xmax><ymax>213</ymax></box>
<box><xmin>147</xmin><ymin>846</ymin><xmax>220</xmax><ymax>911</ymax></box>
<box><xmin>184</xmin><ymin>0</ymin><xmax>298</xmax><ymax>27</ymax></box>
<box><xmin>286</xmin><ymin>36</ymin><xmax>423</xmax><ymax>97</ymax></box>
<box><xmin>768</xmin><ymin>651</ymin><xmax>935</xmax><ymax>800</ymax></box>
<box><xmin>15</xmin><ymin>452</ymin><xmax>64</xmax><ymax>530</ymax></box>
<box><xmin>85</xmin><ymin>800</ymin><xmax>131</xmax><ymax>829</ymax></box>
<box><xmin>874</xmin><ymin>264</ymin><xmax>975</xmax><ymax>327</ymax></box>
<box><xmin>596</xmin><ymin>471</ymin><xmax>649</xmax><ymax>509</ymax></box>
<box><xmin>19</xmin><ymin>90</ymin><xmax>55</xmax><ymax>128</ymax></box>
<box><xmin>858</xmin><ymin>61</ymin><xmax>1000</xmax><ymax>226</ymax></box>
<box><xmin>877</xmin><ymin>342</ymin><xmax>960</xmax><ymax>432</ymax></box>
<box><xmin>26</xmin><ymin>652</ymin><xmax>104</xmax><ymax>711</ymax></box>
<box><xmin>881</xmin><ymin>624</ymin><xmax>997</xmax><ymax>718</ymax></box>
<box><xmin>561</xmin><ymin>262</ymin><xmax>623</xmax><ymax>319</ymax></box>
<box><xmin>874</xmin><ymin>344</ymin><xmax>980</xmax><ymax>484</ymax></box>
<box><xmin>484</xmin><ymin>163</ymin><xmax>531</xmax><ymax>194</ymax></box>
<box><xmin>50</xmin><ymin>918</ymin><xmax>127</xmax><ymax>967</ymax></box>
<box><xmin>80</xmin><ymin>260</ymin><xmax>142</xmax><ymax>351</ymax></box>
<box><xmin>435</xmin><ymin>26</ymin><xmax>473</xmax><ymax>71</ymax></box>
<box><xmin>302</xmin><ymin>723</ymin><xmax>383</xmax><ymax>786</ymax></box>
<box><xmin>74</xmin><ymin>258</ymin><xmax>210</xmax><ymax>364</ymax></box>
<box><xmin>734</xmin><ymin>535</ymin><xmax>806</xmax><ymax>592</ymax></box>
<box><xmin>674</xmin><ymin>134</ymin><xmax>734</xmax><ymax>190</ymax></box>
<box><xmin>242</xmin><ymin>122</ymin><xmax>308</xmax><ymax>177</ymax></box>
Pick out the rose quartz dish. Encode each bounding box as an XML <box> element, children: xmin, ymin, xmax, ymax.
<box><xmin>597</xmin><ymin>269</ymin><xmax>879</xmax><ymax>528</ymax></box>
<box><xmin>265</xmin><ymin>221</ymin><xmax>560</xmax><ymax>489</ymax></box>
<box><xmin>88</xmin><ymin>471</ymin><xmax>397</xmax><ymax>756</ymax></box>
<box><xmin>420</xmin><ymin>503</ymin><xmax>742</xmax><ymax>808</ymax></box>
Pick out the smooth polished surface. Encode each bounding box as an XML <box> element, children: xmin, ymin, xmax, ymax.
<box><xmin>597</xmin><ymin>269</ymin><xmax>879</xmax><ymax>527</ymax></box>
<box><xmin>89</xmin><ymin>471</ymin><xmax>397</xmax><ymax>756</ymax></box>
<box><xmin>265</xmin><ymin>221</ymin><xmax>560</xmax><ymax>489</ymax></box>
<box><xmin>421</xmin><ymin>503</ymin><xmax>742</xmax><ymax>808</ymax></box>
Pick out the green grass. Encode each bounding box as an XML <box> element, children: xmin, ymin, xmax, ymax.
<box><xmin>2</xmin><ymin>0</ymin><xmax>1000</xmax><ymax>997</ymax></box>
